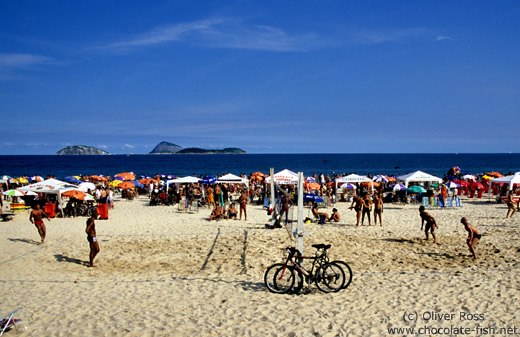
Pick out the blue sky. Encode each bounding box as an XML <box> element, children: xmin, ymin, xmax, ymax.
<box><xmin>1</xmin><ymin>1</ymin><xmax>519</xmax><ymax>154</ymax></box>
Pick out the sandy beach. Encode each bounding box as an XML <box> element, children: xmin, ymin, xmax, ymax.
<box><xmin>1</xmin><ymin>195</ymin><xmax>519</xmax><ymax>336</ymax></box>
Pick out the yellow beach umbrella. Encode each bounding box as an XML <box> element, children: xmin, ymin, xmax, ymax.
<box><xmin>109</xmin><ymin>180</ymin><xmax>123</xmax><ymax>187</ymax></box>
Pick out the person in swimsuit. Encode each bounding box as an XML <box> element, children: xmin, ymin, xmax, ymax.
<box><xmin>506</xmin><ymin>190</ymin><xmax>516</xmax><ymax>218</ymax></box>
<box><xmin>349</xmin><ymin>195</ymin><xmax>363</xmax><ymax>226</ymax></box>
<box><xmin>280</xmin><ymin>194</ymin><xmax>293</xmax><ymax>224</ymax></box>
<box><xmin>361</xmin><ymin>194</ymin><xmax>373</xmax><ymax>226</ymax></box>
<box><xmin>419</xmin><ymin>205</ymin><xmax>438</xmax><ymax>244</ymax></box>
<box><xmin>29</xmin><ymin>203</ymin><xmax>50</xmax><ymax>243</ymax></box>
<box><xmin>461</xmin><ymin>217</ymin><xmax>481</xmax><ymax>259</ymax></box>
<box><xmin>312</xmin><ymin>203</ymin><xmax>329</xmax><ymax>223</ymax></box>
<box><xmin>226</xmin><ymin>203</ymin><xmax>238</xmax><ymax>220</ymax></box>
<box><xmin>86</xmin><ymin>210</ymin><xmax>100</xmax><ymax>267</ymax></box>
<box><xmin>329</xmin><ymin>208</ymin><xmax>341</xmax><ymax>222</ymax></box>
<box><xmin>239</xmin><ymin>192</ymin><xmax>248</xmax><ymax>221</ymax></box>
<box><xmin>373</xmin><ymin>195</ymin><xmax>384</xmax><ymax>226</ymax></box>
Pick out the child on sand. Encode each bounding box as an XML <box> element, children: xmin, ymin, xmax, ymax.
<box><xmin>461</xmin><ymin>217</ymin><xmax>481</xmax><ymax>259</ymax></box>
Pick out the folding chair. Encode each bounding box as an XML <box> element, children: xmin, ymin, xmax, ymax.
<box><xmin>178</xmin><ymin>199</ymin><xmax>186</xmax><ymax>212</ymax></box>
<box><xmin>0</xmin><ymin>307</ymin><xmax>22</xmax><ymax>336</ymax></box>
<box><xmin>422</xmin><ymin>197</ymin><xmax>430</xmax><ymax>208</ymax></box>
<box><xmin>437</xmin><ymin>197</ymin><xmax>445</xmax><ymax>208</ymax></box>
<box><xmin>263</xmin><ymin>198</ymin><xmax>269</xmax><ymax>209</ymax></box>
<box><xmin>447</xmin><ymin>197</ymin><xmax>453</xmax><ymax>207</ymax></box>
<box><xmin>455</xmin><ymin>197</ymin><xmax>463</xmax><ymax>207</ymax></box>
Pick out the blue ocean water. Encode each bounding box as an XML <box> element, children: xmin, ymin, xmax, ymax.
<box><xmin>0</xmin><ymin>154</ymin><xmax>519</xmax><ymax>180</ymax></box>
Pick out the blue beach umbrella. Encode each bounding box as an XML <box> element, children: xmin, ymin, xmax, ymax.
<box><xmin>134</xmin><ymin>181</ymin><xmax>145</xmax><ymax>188</ymax></box>
<box><xmin>390</xmin><ymin>183</ymin><xmax>406</xmax><ymax>191</ymax></box>
<box><xmin>304</xmin><ymin>194</ymin><xmax>324</xmax><ymax>203</ymax></box>
<box><xmin>64</xmin><ymin>176</ymin><xmax>81</xmax><ymax>183</ymax></box>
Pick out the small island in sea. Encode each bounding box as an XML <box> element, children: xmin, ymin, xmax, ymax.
<box><xmin>56</xmin><ymin>145</ymin><xmax>111</xmax><ymax>155</ymax></box>
<box><xmin>148</xmin><ymin>141</ymin><xmax>247</xmax><ymax>154</ymax></box>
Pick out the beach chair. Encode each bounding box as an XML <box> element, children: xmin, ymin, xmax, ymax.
<box><xmin>446</xmin><ymin>197</ymin><xmax>453</xmax><ymax>208</ymax></box>
<box><xmin>422</xmin><ymin>197</ymin><xmax>429</xmax><ymax>208</ymax></box>
<box><xmin>189</xmin><ymin>200</ymin><xmax>199</xmax><ymax>213</ymax></box>
<box><xmin>0</xmin><ymin>307</ymin><xmax>22</xmax><ymax>336</ymax></box>
<box><xmin>455</xmin><ymin>197</ymin><xmax>462</xmax><ymax>207</ymax></box>
<box><xmin>263</xmin><ymin>198</ymin><xmax>269</xmax><ymax>209</ymax></box>
<box><xmin>437</xmin><ymin>197</ymin><xmax>445</xmax><ymax>208</ymax></box>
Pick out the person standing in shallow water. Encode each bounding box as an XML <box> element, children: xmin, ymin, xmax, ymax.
<box><xmin>86</xmin><ymin>210</ymin><xmax>100</xmax><ymax>267</ymax></box>
<box><xmin>30</xmin><ymin>203</ymin><xmax>50</xmax><ymax>243</ymax></box>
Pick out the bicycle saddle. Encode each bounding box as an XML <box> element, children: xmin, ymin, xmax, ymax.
<box><xmin>312</xmin><ymin>244</ymin><xmax>331</xmax><ymax>250</ymax></box>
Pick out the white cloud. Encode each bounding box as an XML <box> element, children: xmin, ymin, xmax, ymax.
<box><xmin>435</xmin><ymin>35</ymin><xmax>453</xmax><ymax>41</ymax></box>
<box><xmin>99</xmin><ymin>17</ymin><xmax>328</xmax><ymax>53</ymax></box>
<box><xmin>123</xmin><ymin>144</ymin><xmax>135</xmax><ymax>149</ymax></box>
<box><xmin>97</xmin><ymin>144</ymin><xmax>109</xmax><ymax>149</ymax></box>
<box><xmin>349</xmin><ymin>27</ymin><xmax>430</xmax><ymax>45</ymax></box>
<box><xmin>0</xmin><ymin>53</ymin><xmax>52</xmax><ymax>71</ymax></box>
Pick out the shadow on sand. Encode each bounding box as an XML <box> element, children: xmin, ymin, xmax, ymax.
<box><xmin>54</xmin><ymin>254</ymin><xmax>88</xmax><ymax>266</ymax></box>
<box><xmin>8</xmin><ymin>238</ymin><xmax>41</xmax><ymax>245</ymax></box>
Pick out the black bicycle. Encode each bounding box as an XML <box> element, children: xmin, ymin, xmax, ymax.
<box><xmin>264</xmin><ymin>244</ymin><xmax>352</xmax><ymax>294</ymax></box>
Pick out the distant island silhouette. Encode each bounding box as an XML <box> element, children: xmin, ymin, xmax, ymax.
<box><xmin>55</xmin><ymin>142</ymin><xmax>247</xmax><ymax>155</ymax></box>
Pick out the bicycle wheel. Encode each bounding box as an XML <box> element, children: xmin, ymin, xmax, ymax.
<box><xmin>264</xmin><ymin>263</ymin><xmax>295</xmax><ymax>294</ymax></box>
<box><xmin>330</xmin><ymin>260</ymin><xmax>353</xmax><ymax>289</ymax></box>
<box><xmin>315</xmin><ymin>262</ymin><xmax>345</xmax><ymax>293</ymax></box>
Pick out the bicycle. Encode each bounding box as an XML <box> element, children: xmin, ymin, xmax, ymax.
<box><xmin>264</xmin><ymin>244</ymin><xmax>352</xmax><ymax>294</ymax></box>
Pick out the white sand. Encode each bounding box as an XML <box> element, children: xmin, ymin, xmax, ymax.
<box><xmin>1</xmin><ymin>196</ymin><xmax>519</xmax><ymax>336</ymax></box>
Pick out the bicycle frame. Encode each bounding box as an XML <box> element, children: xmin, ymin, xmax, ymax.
<box><xmin>284</xmin><ymin>247</ymin><xmax>330</xmax><ymax>283</ymax></box>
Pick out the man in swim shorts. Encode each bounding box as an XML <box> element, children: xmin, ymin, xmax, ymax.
<box><xmin>461</xmin><ymin>217</ymin><xmax>481</xmax><ymax>259</ymax></box>
<box><xmin>419</xmin><ymin>205</ymin><xmax>438</xmax><ymax>244</ymax></box>
<box><xmin>506</xmin><ymin>190</ymin><xmax>516</xmax><ymax>218</ymax></box>
<box><xmin>86</xmin><ymin>210</ymin><xmax>100</xmax><ymax>267</ymax></box>
<box><xmin>29</xmin><ymin>203</ymin><xmax>50</xmax><ymax>243</ymax></box>
<box><xmin>349</xmin><ymin>195</ymin><xmax>363</xmax><ymax>226</ymax></box>
<box><xmin>373</xmin><ymin>194</ymin><xmax>384</xmax><ymax>226</ymax></box>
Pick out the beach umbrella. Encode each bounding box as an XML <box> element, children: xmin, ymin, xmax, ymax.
<box><xmin>1</xmin><ymin>175</ymin><xmax>12</xmax><ymax>181</ymax></box>
<box><xmin>306</xmin><ymin>182</ymin><xmax>321</xmax><ymax>190</ymax></box>
<box><xmin>134</xmin><ymin>181</ymin><xmax>145</xmax><ymax>188</ymax></box>
<box><xmin>372</xmin><ymin>175</ymin><xmax>389</xmax><ymax>183</ymax></box>
<box><xmin>453</xmin><ymin>180</ymin><xmax>470</xmax><ymax>187</ymax></box>
<box><xmin>481</xmin><ymin>175</ymin><xmax>493</xmax><ymax>180</ymax></box>
<box><xmin>31</xmin><ymin>175</ymin><xmax>44</xmax><ymax>182</ymax></box>
<box><xmin>115</xmin><ymin>172</ymin><xmax>136</xmax><ymax>181</ymax></box>
<box><xmin>138</xmin><ymin>178</ymin><xmax>158</xmax><ymax>185</ymax></box>
<box><xmin>108</xmin><ymin>180</ymin><xmax>123</xmax><ymax>187</ymax></box>
<box><xmin>444</xmin><ymin>182</ymin><xmax>460</xmax><ymax>188</ymax></box>
<box><xmin>64</xmin><ymin>176</ymin><xmax>81</xmax><ymax>183</ymax></box>
<box><xmin>306</xmin><ymin>177</ymin><xmax>316</xmax><ymax>183</ymax></box>
<box><xmin>118</xmin><ymin>181</ymin><xmax>136</xmax><ymax>189</ymax></box>
<box><xmin>486</xmin><ymin>172</ymin><xmax>504</xmax><ymax>178</ymax></box>
<box><xmin>16</xmin><ymin>177</ymin><xmax>29</xmax><ymax>184</ymax></box>
<box><xmin>304</xmin><ymin>194</ymin><xmax>324</xmax><ymax>203</ymax></box>
<box><xmin>462</xmin><ymin>174</ymin><xmax>476</xmax><ymax>181</ymax></box>
<box><xmin>407</xmin><ymin>185</ymin><xmax>426</xmax><ymax>193</ymax></box>
<box><xmin>471</xmin><ymin>182</ymin><xmax>484</xmax><ymax>190</ymax></box>
<box><xmin>341</xmin><ymin>183</ymin><xmax>356</xmax><ymax>189</ymax></box>
<box><xmin>390</xmin><ymin>183</ymin><xmax>406</xmax><ymax>191</ymax></box>
<box><xmin>78</xmin><ymin>182</ymin><xmax>96</xmax><ymax>192</ymax></box>
<box><xmin>62</xmin><ymin>190</ymin><xmax>87</xmax><ymax>199</ymax></box>
<box><xmin>2</xmin><ymin>189</ymin><xmax>25</xmax><ymax>197</ymax></box>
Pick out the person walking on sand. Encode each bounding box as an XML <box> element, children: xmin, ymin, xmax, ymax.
<box><xmin>86</xmin><ymin>210</ymin><xmax>100</xmax><ymax>267</ymax></box>
<box><xmin>419</xmin><ymin>205</ymin><xmax>438</xmax><ymax>244</ymax></box>
<box><xmin>239</xmin><ymin>192</ymin><xmax>248</xmax><ymax>221</ymax></box>
<box><xmin>506</xmin><ymin>190</ymin><xmax>516</xmax><ymax>218</ymax></box>
<box><xmin>373</xmin><ymin>194</ymin><xmax>384</xmax><ymax>226</ymax></box>
<box><xmin>206</xmin><ymin>185</ymin><xmax>215</xmax><ymax>209</ymax></box>
<box><xmin>30</xmin><ymin>203</ymin><xmax>50</xmax><ymax>243</ymax></box>
<box><xmin>349</xmin><ymin>195</ymin><xmax>363</xmax><ymax>226</ymax></box>
<box><xmin>461</xmin><ymin>217</ymin><xmax>481</xmax><ymax>259</ymax></box>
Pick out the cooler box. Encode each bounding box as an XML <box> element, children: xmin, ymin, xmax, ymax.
<box><xmin>97</xmin><ymin>204</ymin><xmax>109</xmax><ymax>220</ymax></box>
<box><xmin>45</xmin><ymin>203</ymin><xmax>56</xmax><ymax>218</ymax></box>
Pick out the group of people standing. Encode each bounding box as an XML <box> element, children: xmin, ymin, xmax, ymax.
<box><xmin>348</xmin><ymin>194</ymin><xmax>384</xmax><ymax>226</ymax></box>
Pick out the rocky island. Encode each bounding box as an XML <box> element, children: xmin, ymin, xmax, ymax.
<box><xmin>56</xmin><ymin>145</ymin><xmax>111</xmax><ymax>155</ymax></box>
<box><xmin>149</xmin><ymin>141</ymin><xmax>246</xmax><ymax>154</ymax></box>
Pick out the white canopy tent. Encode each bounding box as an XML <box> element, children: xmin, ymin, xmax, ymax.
<box><xmin>166</xmin><ymin>176</ymin><xmax>201</xmax><ymax>184</ymax></box>
<box><xmin>264</xmin><ymin>169</ymin><xmax>299</xmax><ymax>185</ymax></box>
<box><xmin>488</xmin><ymin>172</ymin><xmax>520</xmax><ymax>198</ymax></box>
<box><xmin>397</xmin><ymin>170</ymin><xmax>442</xmax><ymax>188</ymax></box>
<box><xmin>18</xmin><ymin>178</ymin><xmax>80</xmax><ymax>216</ymax></box>
<box><xmin>218</xmin><ymin>173</ymin><xmax>248</xmax><ymax>184</ymax></box>
<box><xmin>334</xmin><ymin>173</ymin><xmax>373</xmax><ymax>197</ymax></box>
